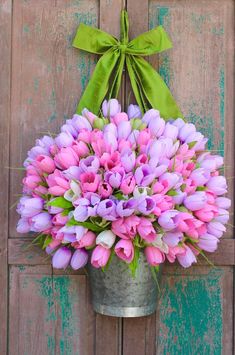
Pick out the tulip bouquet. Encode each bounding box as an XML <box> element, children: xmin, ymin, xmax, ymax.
<box><xmin>16</xmin><ymin>98</ymin><xmax>230</xmax><ymax>273</ymax></box>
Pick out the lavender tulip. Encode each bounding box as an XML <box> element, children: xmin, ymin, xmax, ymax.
<box><xmin>61</xmin><ymin>119</ymin><xmax>78</xmax><ymax>137</ymax></box>
<box><xmin>71</xmin><ymin>114</ymin><xmax>92</xmax><ymax>131</ymax></box>
<box><xmin>185</xmin><ymin>132</ymin><xmax>208</xmax><ymax>151</ymax></box>
<box><xmin>121</xmin><ymin>150</ymin><xmax>136</xmax><ymax>172</ymax></box>
<box><xmin>70</xmin><ymin>249</ymin><xmax>88</xmax><ymax>270</ymax></box>
<box><xmin>142</xmin><ymin>109</ymin><xmax>160</xmax><ymax>125</ymax></box>
<box><xmin>117</xmin><ymin>121</ymin><xmax>132</xmax><ymax>140</ymax></box>
<box><xmin>207</xmin><ymin>221</ymin><xmax>226</xmax><ymax>238</ymax></box>
<box><xmin>31</xmin><ymin>212</ymin><xmax>52</xmax><ymax>232</ymax></box>
<box><xmin>16</xmin><ymin>218</ymin><xmax>31</xmax><ymax>233</ymax></box>
<box><xmin>198</xmin><ymin>234</ymin><xmax>219</xmax><ymax>252</ymax></box>
<box><xmin>55</xmin><ymin>132</ymin><xmax>74</xmax><ymax>148</ymax></box>
<box><xmin>158</xmin><ymin>210</ymin><xmax>179</xmax><ymax>231</ymax></box>
<box><xmin>207</xmin><ymin>176</ymin><xmax>227</xmax><ymax>195</ymax></box>
<box><xmin>177</xmin><ymin>246</ymin><xmax>197</xmax><ymax>268</ymax></box>
<box><xmin>105</xmin><ymin>170</ymin><xmax>124</xmax><ymax>189</ymax></box>
<box><xmin>159</xmin><ymin>172</ymin><xmax>182</xmax><ymax>190</ymax></box>
<box><xmin>73</xmin><ymin>198</ymin><xmax>90</xmax><ymax>222</ymax></box>
<box><xmin>184</xmin><ymin>191</ymin><xmax>207</xmax><ymax>211</ymax></box>
<box><xmin>163</xmin><ymin>231</ymin><xmax>183</xmax><ymax>247</ymax></box>
<box><xmin>148</xmin><ymin>117</ymin><xmax>165</xmax><ymax>137</ymax></box>
<box><xmin>163</xmin><ymin>122</ymin><xmax>179</xmax><ymax>140</ymax></box>
<box><xmin>17</xmin><ymin>196</ymin><xmax>44</xmax><ymax>218</ymax></box>
<box><xmin>102</xmin><ymin>99</ymin><xmax>121</xmax><ymax>117</ymax></box>
<box><xmin>80</xmin><ymin>156</ymin><xmax>100</xmax><ymax>173</ymax></box>
<box><xmin>127</xmin><ymin>104</ymin><xmax>141</xmax><ymax>119</ymax></box>
<box><xmin>63</xmin><ymin>166</ymin><xmax>82</xmax><ymax>180</ymax></box>
<box><xmin>116</xmin><ymin>199</ymin><xmax>137</xmax><ymax>217</ymax></box>
<box><xmin>96</xmin><ymin>199</ymin><xmax>117</xmax><ymax>221</ymax></box>
<box><xmin>137</xmin><ymin>196</ymin><xmax>156</xmax><ymax>215</ymax></box>
<box><xmin>178</xmin><ymin>123</ymin><xmax>196</xmax><ymax>141</ymax></box>
<box><xmin>214</xmin><ymin>208</ymin><xmax>229</xmax><ymax>224</ymax></box>
<box><xmin>172</xmin><ymin>118</ymin><xmax>185</xmax><ymax>130</ymax></box>
<box><xmin>96</xmin><ymin>230</ymin><xmax>116</xmax><ymax>248</ymax></box>
<box><xmin>134</xmin><ymin>164</ymin><xmax>155</xmax><ymax>186</ymax></box>
<box><xmin>190</xmin><ymin>168</ymin><xmax>210</xmax><ymax>186</ymax></box>
<box><xmin>52</xmin><ymin>247</ymin><xmax>72</xmax><ymax>269</ymax></box>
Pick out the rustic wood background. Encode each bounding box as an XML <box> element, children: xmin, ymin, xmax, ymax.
<box><xmin>0</xmin><ymin>0</ymin><xmax>234</xmax><ymax>354</ymax></box>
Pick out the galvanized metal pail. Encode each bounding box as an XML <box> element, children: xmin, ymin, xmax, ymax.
<box><xmin>87</xmin><ymin>251</ymin><xmax>162</xmax><ymax>317</ymax></box>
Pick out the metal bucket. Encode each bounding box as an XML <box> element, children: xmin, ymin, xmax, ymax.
<box><xmin>87</xmin><ymin>251</ymin><xmax>162</xmax><ymax>317</ymax></box>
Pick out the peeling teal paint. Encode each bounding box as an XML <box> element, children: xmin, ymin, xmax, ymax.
<box><xmin>47</xmin><ymin>335</ymin><xmax>56</xmax><ymax>355</ymax></box>
<box><xmin>23</xmin><ymin>24</ymin><xmax>30</xmax><ymax>33</ymax></box>
<box><xmin>159</xmin><ymin>54</ymin><xmax>171</xmax><ymax>87</ymax></box>
<box><xmin>37</xmin><ymin>277</ymin><xmax>56</xmax><ymax>322</ymax></box>
<box><xmin>48</xmin><ymin>112</ymin><xmax>57</xmax><ymax>122</ymax></box>
<box><xmin>158</xmin><ymin>269</ymin><xmax>223</xmax><ymax>354</ymax></box>
<box><xmin>33</xmin><ymin>78</ymin><xmax>39</xmax><ymax>92</ymax></box>
<box><xmin>212</xmin><ymin>27</ymin><xmax>224</xmax><ymax>36</ymax></box>
<box><xmin>48</xmin><ymin>90</ymin><xmax>57</xmax><ymax>122</ymax></box>
<box><xmin>219</xmin><ymin>67</ymin><xmax>225</xmax><ymax>155</ymax></box>
<box><xmin>191</xmin><ymin>13</ymin><xmax>208</xmax><ymax>34</ymax></box>
<box><xmin>158</xmin><ymin>7</ymin><xmax>169</xmax><ymax>26</ymax></box>
<box><xmin>73</xmin><ymin>12</ymin><xmax>97</xmax><ymax>26</ymax></box>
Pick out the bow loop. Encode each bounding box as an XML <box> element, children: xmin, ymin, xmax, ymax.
<box><xmin>73</xmin><ymin>10</ymin><xmax>182</xmax><ymax>119</ymax></box>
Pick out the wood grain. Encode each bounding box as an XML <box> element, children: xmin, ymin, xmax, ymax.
<box><xmin>0</xmin><ymin>0</ymin><xmax>11</xmax><ymax>353</ymax></box>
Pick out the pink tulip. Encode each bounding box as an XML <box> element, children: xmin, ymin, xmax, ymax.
<box><xmin>72</xmin><ymin>141</ymin><xmax>89</xmax><ymax>157</ymax></box>
<box><xmin>115</xmin><ymin>239</ymin><xmax>134</xmax><ymax>263</ymax></box>
<box><xmin>80</xmin><ymin>172</ymin><xmax>101</xmax><ymax>193</ymax></box>
<box><xmin>194</xmin><ymin>204</ymin><xmax>218</xmax><ymax>222</ymax></box>
<box><xmin>46</xmin><ymin>169</ymin><xmax>70</xmax><ymax>196</ymax></box>
<box><xmin>23</xmin><ymin>175</ymin><xmax>42</xmax><ymax>189</ymax></box>
<box><xmin>145</xmin><ymin>246</ymin><xmax>165</xmax><ymax>266</ymax></box>
<box><xmin>76</xmin><ymin>231</ymin><xmax>96</xmax><ymax>248</ymax></box>
<box><xmin>98</xmin><ymin>181</ymin><xmax>113</xmax><ymax>198</ymax></box>
<box><xmin>137</xmin><ymin>218</ymin><xmax>157</xmax><ymax>242</ymax></box>
<box><xmin>91</xmin><ymin>245</ymin><xmax>111</xmax><ymax>268</ymax></box>
<box><xmin>54</xmin><ymin>147</ymin><xmax>79</xmax><ymax>169</ymax></box>
<box><xmin>112</xmin><ymin>216</ymin><xmax>140</xmax><ymax>239</ymax></box>
<box><xmin>166</xmin><ymin>246</ymin><xmax>185</xmax><ymax>263</ymax></box>
<box><xmin>120</xmin><ymin>174</ymin><xmax>136</xmax><ymax>194</ymax></box>
<box><xmin>111</xmin><ymin>112</ymin><xmax>128</xmax><ymax>125</ymax></box>
<box><xmin>52</xmin><ymin>213</ymin><xmax>68</xmax><ymax>226</ymax></box>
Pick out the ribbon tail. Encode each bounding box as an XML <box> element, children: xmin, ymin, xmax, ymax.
<box><xmin>108</xmin><ymin>54</ymin><xmax>125</xmax><ymax>99</ymax></box>
<box><xmin>130</xmin><ymin>56</ymin><xmax>182</xmax><ymax>119</ymax></box>
<box><xmin>76</xmin><ymin>49</ymin><xmax>120</xmax><ymax>115</ymax></box>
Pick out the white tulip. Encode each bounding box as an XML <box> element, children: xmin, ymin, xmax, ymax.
<box><xmin>96</xmin><ymin>230</ymin><xmax>116</xmax><ymax>249</ymax></box>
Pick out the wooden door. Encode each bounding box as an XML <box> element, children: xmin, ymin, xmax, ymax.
<box><xmin>0</xmin><ymin>0</ymin><xmax>234</xmax><ymax>354</ymax></box>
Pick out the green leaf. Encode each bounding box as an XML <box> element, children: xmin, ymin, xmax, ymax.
<box><xmin>47</xmin><ymin>197</ymin><xmax>72</xmax><ymax>209</ymax></box>
<box><xmin>128</xmin><ymin>246</ymin><xmax>140</xmax><ymax>278</ymax></box>
<box><xmin>150</xmin><ymin>266</ymin><xmax>161</xmax><ymax>292</ymax></box>
<box><xmin>167</xmin><ymin>189</ymin><xmax>178</xmax><ymax>196</ymax></box>
<box><xmin>102</xmin><ymin>248</ymin><xmax>115</xmax><ymax>272</ymax></box>
<box><xmin>188</xmin><ymin>141</ymin><xmax>197</xmax><ymax>149</ymax></box>
<box><xmin>113</xmin><ymin>192</ymin><xmax>126</xmax><ymax>200</ymax></box>
<box><xmin>42</xmin><ymin>235</ymin><xmax>53</xmax><ymax>250</ymax></box>
<box><xmin>67</xmin><ymin>217</ymin><xmax>104</xmax><ymax>232</ymax></box>
<box><xmin>32</xmin><ymin>234</ymin><xmax>48</xmax><ymax>249</ymax></box>
<box><xmin>196</xmin><ymin>186</ymin><xmax>207</xmax><ymax>191</ymax></box>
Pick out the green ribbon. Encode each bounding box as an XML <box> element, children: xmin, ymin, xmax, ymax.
<box><xmin>73</xmin><ymin>10</ymin><xmax>182</xmax><ymax>119</ymax></box>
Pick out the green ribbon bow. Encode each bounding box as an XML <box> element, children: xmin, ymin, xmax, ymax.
<box><xmin>73</xmin><ymin>10</ymin><xmax>182</xmax><ymax>119</ymax></box>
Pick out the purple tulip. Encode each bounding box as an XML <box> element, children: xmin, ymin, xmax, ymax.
<box><xmin>184</xmin><ymin>191</ymin><xmax>207</xmax><ymax>211</ymax></box>
<box><xmin>52</xmin><ymin>247</ymin><xmax>72</xmax><ymax>269</ymax></box>
<box><xmin>117</xmin><ymin>121</ymin><xmax>132</xmax><ymax>140</ymax></box>
<box><xmin>134</xmin><ymin>164</ymin><xmax>155</xmax><ymax>186</ymax></box>
<box><xmin>207</xmin><ymin>221</ymin><xmax>226</xmax><ymax>238</ymax></box>
<box><xmin>16</xmin><ymin>218</ymin><xmax>31</xmax><ymax>233</ymax></box>
<box><xmin>172</xmin><ymin>118</ymin><xmax>185</xmax><ymax>130</ymax></box>
<box><xmin>172</xmin><ymin>189</ymin><xmax>186</xmax><ymax>205</ymax></box>
<box><xmin>185</xmin><ymin>132</ymin><xmax>208</xmax><ymax>151</ymax></box>
<box><xmin>159</xmin><ymin>172</ymin><xmax>182</xmax><ymax>191</ymax></box>
<box><xmin>142</xmin><ymin>109</ymin><xmax>160</xmax><ymax>125</ymax></box>
<box><xmin>71</xmin><ymin>114</ymin><xmax>92</xmax><ymax>131</ymax></box>
<box><xmin>154</xmin><ymin>164</ymin><xmax>168</xmax><ymax>177</ymax></box>
<box><xmin>127</xmin><ymin>104</ymin><xmax>141</xmax><ymax>119</ymax></box>
<box><xmin>163</xmin><ymin>122</ymin><xmax>179</xmax><ymax>140</ymax></box>
<box><xmin>55</xmin><ymin>132</ymin><xmax>74</xmax><ymax>148</ymax></box>
<box><xmin>207</xmin><ymin>176</ymin><xmax>227</xmax><ymax>195</ymax></box>
<box><xmin>61</xmin><ymin>119</ymin><xmax>78</xmax><ymax>137</ymax></box>
<box><xmin>148</xmin><ymin>117</ymin><xmax>165</xmax><ymax>137</ymax></box>
<box><xmin>105</xmin><ymin>170</ymin><xmax>124</xmax><ymax>189</ymax></box>
<box><xmin>17</xmin><ymin>196</ymin><xmax>44</xmax><ymax>218</ymax></box>
<box><xmin>70</xmin><ymin>249</ymin><xmax>88</xmax><ymax>270</ymax></box>
<box><xmin>163</xmin><ymin>231</ymin><xmax>183</xmax><ymax>247</ymax></box>
<box><xmin>73</xmin><ymin>198</ymin><xmax>91</xmax><ymax>222</ymax></box>
<box><xmin>158</xmin><ymin>210</ymin><xmax>179</xmax><ymax>231</ymax></box>
<box><xmin>80</xmin><ymin>156</ymin><xmax>100</xmax><ymax>173</ymax></box>
<box><xmin>102</xmin><ymin>99</ymin><xmax>121</xmax><ymax>117</ymax></box>
<box><xmin>96</xmin><ymin>199</ymin><xmax>117</xmax><ymax>221</ymax></box>
<box><xmin>128</xmin><ymin>130</ymin><xmax>139</xmax><ymax>146</ymax></box>
<box><xmin>137</xmin><ymin>196</ymin><xmax>156</xmax><ymax>215</ymax></box>
<box><xmin>198</xmin><ymin>234</ymin><xmax>219</xmax><ymax>252</ymax></box>
<box><xmin>214</xmin><ymin>208</ymin><xmax>229</xmax><ymax>224</ymax></box>
<box><xmin>31</xmin><ymin>212</ymin><xmax>52</xmax><ymax>232</ymax></box>
<box><xmin>121</xmin><ymin>150</ymin><xmax>136</xmax><ymax>172</ymax></box>
<box><xmin>177</xmin><ymin>246</ymin><xmax>197</xmax><ymax>268</ymax></box>
<box><xmin>63</xmin><ymin>166</ymin><xmax>82</xmax><ymax>180</ymax></box>
<box><xmin>190</xmin><ymin>168</ymin><xmax>210</xmax><ymax>186</ymax></box>
<box><xmin>178</xmin><ymin>123</ymin><xmax>196</xmax><ymax>141</ymax></box>
<box><xmin>104</xmin><ymin>123</ymin><xmax>117</xmax><ymax>136</ymax></box>
<box><xmin>116</xmin><ymin>199</ymin><xmax>137</xmax><ymax>217</ymax></box>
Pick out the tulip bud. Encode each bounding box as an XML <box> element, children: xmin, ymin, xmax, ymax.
<box><xmin>70</xmin><ymin>249</ymin><xmax>88</xmax><ymax>270</ymax></box>
<box><xmin>52</xmin><ymin>247</ymin><xmax>72</xmax><ymax>269</ymax></box>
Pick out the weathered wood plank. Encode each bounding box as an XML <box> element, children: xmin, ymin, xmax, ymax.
<box><xmin>156</xmin><ymin>266</ymin><xmax>233</xmax><ymax>354</ymax></box>
<box><xmin>9</xmin><ymin>266</ymin><xmax>94</xmax><ymax>355</ymax></box>
<box><xmin>9</xmin><ymin>0</ymin><xmax>99</xmax><ymax>238</ymax></box>
<box><xmin>0</xmin><ymin>0</ymin><xmax>11</xmax><ymax>353</ymax></box>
